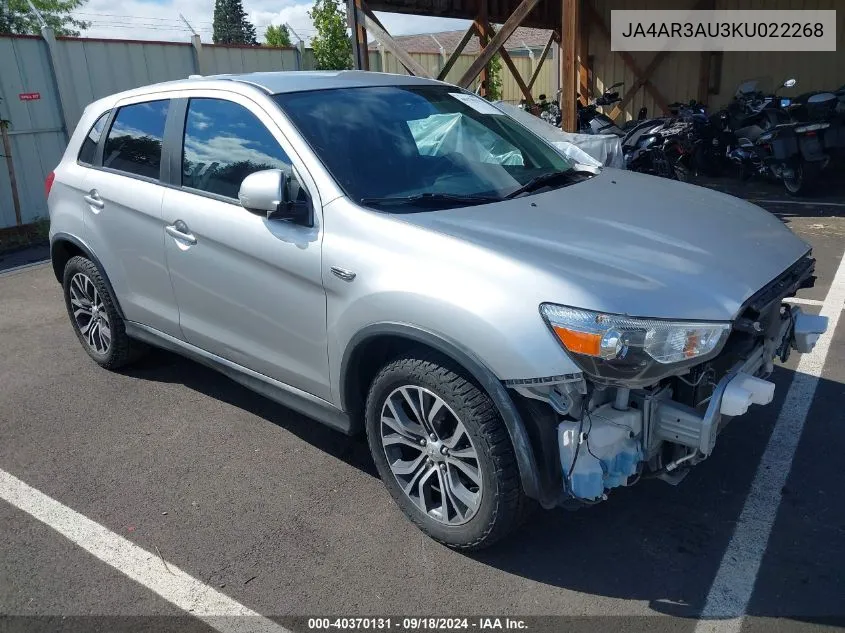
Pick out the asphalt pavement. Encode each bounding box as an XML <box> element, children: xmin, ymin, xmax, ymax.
<box><xmin>1</xmin><ymin>181</ymin><xmax>844</xmax><ymax>633</ymax></box>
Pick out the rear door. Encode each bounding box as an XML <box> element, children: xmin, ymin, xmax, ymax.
<box><xmin>83</xmin><ymin>97</ymin><xmax>181</xmax><ymax>337</ymax></box>
<box><xmin>160</xmin><ymin>92</ymin><xmax>330</xmax><ymax>400</ymax></box>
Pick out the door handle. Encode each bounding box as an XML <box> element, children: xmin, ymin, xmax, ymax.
<box><xmin>330</xmin><ymin>266</ymin><xmax>356</xmax><ymax>281</ymax></box>
<box><xmin>83</xmin><ymin>190</ymin><xmax>104</xmax><ymax>210</ymax></box>
<box><xmin>165</xmin><ymin>221</ymin><xmax>197</xmax><ymax>245</ymax></box>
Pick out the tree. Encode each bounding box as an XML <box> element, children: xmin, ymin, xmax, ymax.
<box><xmin>308</xmin><ymin>0</ymin><xmax>351</xmax><ymax>70</ymax></box>
<box><xmin>0</xmin><ymin>0</ymin><xmax>89</xmax><ymax>36</ymax></box>
<box><xmin>485</xmin><ymin>54</ymin><xmax>503</xmax><ymax>101</ymax></box>
<box><xmin>213</xmin><ymin>0</ymin><xmax>257</xmax><ymax>45</ymax></box>
<box><xmin>264</xmin><ymin>23</ymin><xmax>291</xmax><ymax>48</ymax></box>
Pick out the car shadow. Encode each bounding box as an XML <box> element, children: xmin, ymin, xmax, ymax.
<box><xmin>119</xmin><ymin>334</ymin><xmax>844</xmax><ymax>627</ymax></box>
<box><xmin>121</xmin><ymin>349</ymin><xmax>378</xmax><ymax>480</ymax></box>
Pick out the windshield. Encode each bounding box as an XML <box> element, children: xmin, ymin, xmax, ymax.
<box><xmin>735</xmin><ymin>77</ymin><xmax>773</xmax><ymax>97</ymax></box>
<box><xmin>273</xmin><ymin>85</ymin><xmax>576</xmax><ymax>210</ymax></box>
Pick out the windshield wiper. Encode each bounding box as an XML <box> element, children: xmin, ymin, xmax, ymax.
<box><xmin>504</xmin><ymin>169</ymin><xmax>594</xmax><ymax>199</ymax></box>
<box><xmin>360</xmin><ymin>192</ymin><xmax>500</xmax><ymax>209</ymax></box>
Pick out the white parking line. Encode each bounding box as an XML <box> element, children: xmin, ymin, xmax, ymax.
<box><xmin>782</xmin><ymin>296</ymin><xmax>824</xmax><ymax>307</ymax></box>
<box><xmin>0</xmin><ymin>470</ymin><xmax>290</xmax><ymax>633</ymax></box>
<box><xmin>696</xmin><ymin>248</ymin><xmax>845</xmax><ymax>633</ymax></box>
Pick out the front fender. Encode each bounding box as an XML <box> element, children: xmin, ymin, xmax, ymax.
<box><xmin>328</xmin><ymin>289</ymin><xmax>579</xmax><ymax>403</ymax></box>
<box><xmin>338</xmin><ymin>321</ymin><xmax>545</xmax><ymax>502</ymax></box>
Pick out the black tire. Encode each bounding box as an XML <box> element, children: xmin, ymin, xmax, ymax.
<box><xmin>673</xmin><ymin>159</ymin><xmax>691</xmax><ymax>183</ymax></box>
<box><xmin>365</xmin><ymin>350</ymin><xmax>527</xmax><ymax>550</ymax></box>
<box><xmin>62</xmin><ymin>256</ymin><xmax>145</xmax><ymax>369</ymax></box>
<box><xmin>783</xmin><ymin>161</ymin><xmax>806</xmax><ymax>196</ymax></box>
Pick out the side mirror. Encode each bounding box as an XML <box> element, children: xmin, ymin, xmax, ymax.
<box><xmin>783</xmin><ymin>78</ymin><xmax>797</xmax><ymax>88</ymax></box>
<box><xmin>238</xmin><ymin>169</ymin><xmax>310</xmax><ymax>225</ymax></box>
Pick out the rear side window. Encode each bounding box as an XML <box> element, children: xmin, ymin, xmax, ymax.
<box><xmin>182</xmin><ymin>98</ymin><xmax>293</xmax><ymax>200</ymax></box>
<box><xmin>77</xmin><ymin>112</ymin><xmax>110</xmax><ymax>165</ymax></box>
<box><xmin>103</xmin><ymin>100</ymin><xmax>169</xmax><ymax>180</ymax></box>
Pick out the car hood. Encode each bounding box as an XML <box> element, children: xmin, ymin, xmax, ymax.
<box><xmin>397</xmin><ymin>168</ymin><xmax>810</xmax><ymax>321</ymax></box>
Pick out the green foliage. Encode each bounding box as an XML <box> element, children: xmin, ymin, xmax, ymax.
<box><xmin>264</xmin><ymin>23</ymin><xmax>291</xmax><ymax>47</ymax></box>
<box><xmin>485</xmin><ymin>54</ymin><xmax>503</xmax><ymax>102</ymax></box>
<box><xmin>0</xmin><ymin>0</ymin><xmax>89</xmax><ymax>36</ymax></box>
<box><xmin>213</xmin><ymin>0</ymin><xmax>257</xmax><ymax>45</ymax></box>
<box><xmin>308</xmin><ymin>0</ymin><xmax>351</xmax><ymax>70</ymax></box>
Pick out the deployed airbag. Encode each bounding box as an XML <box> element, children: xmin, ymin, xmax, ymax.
<box><xmin>495</xmin><ymin>102</ymin><xmax>625</xmax><ymax>169</ymax></box>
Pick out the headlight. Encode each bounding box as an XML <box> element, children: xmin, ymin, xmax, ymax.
<box><xmin>540</xmin><ymin>304</ymin><xmax>731</xmax><ymax>385</ymax></box>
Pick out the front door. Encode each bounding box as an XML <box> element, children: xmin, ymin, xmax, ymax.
<box><xmin>161</xmin><ymin>94</ymin><xmax>330</xmax><ymax>400</ymax></box>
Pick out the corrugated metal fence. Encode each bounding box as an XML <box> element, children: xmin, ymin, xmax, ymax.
<box><xmin>0</xmin><ymin>33</ymin><xmax>303</xmax><ymax>228</ymax></box>
<box><xmin>0</xmin><ymin>35</ymin><xmax>66</xmax><ymax>229</ymax></box>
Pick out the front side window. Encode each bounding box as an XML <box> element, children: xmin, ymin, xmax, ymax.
<box><xmin>274</xmin><ymin>86</ymin><xmax>576</xmax><ymax>210</ymax></box>
<box><xmin>182</xmin><ymin>98</ymin><xmax>293</xmax><ymax>200</ymax></box>
<box><xmin>77</xmin><ymin>111</ymin><xmax>110</xmax><ymax>165</ymax></box>
<box><xmin>103</xmin><ymin>100</ymin><xmax>169</xmax><ymax>179</ymax></box>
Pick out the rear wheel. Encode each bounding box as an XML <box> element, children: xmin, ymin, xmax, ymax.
<box><xmin>783</xmin><ymin>160</ymin><xmax>805</xmax><ymax>195</ymax></box>
<box><xmin>365</xmin><ymin>350</ymin><xmax>527</xmax><ymax>550</ymax></box>
<box><xmin>62</xmin><ymin>256</ymin><xmax>145</xmax><ymax>369</ymax></box>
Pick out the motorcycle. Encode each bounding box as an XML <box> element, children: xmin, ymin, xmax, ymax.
<box><xmin>725</xmin><ymin>78</ymin><xmax>831</xmax><ymax>195</ymax></box>
<box><xmin>665</xmin><ymin>100</ymin><xmax>732</xmax><ymax>177</ymax></box>
<box><xmin>517</xmin><ymin>92</ymin><xmax>563</xmax><ymax>127</ymax></box>
<box><xmin>621</xmin><ymin>117</ymin><xmax>695</xmax><ymax>182</ymax></box>
<box><xmin>577</xmin><ymin>83</ymin><xmax>650</xmax><ymax>137</ymax></box>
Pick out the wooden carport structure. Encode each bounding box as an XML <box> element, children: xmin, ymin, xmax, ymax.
<box><xmin>348</xmin><ymin>0</ymin><xmax>679</xmax><ymax>132</ymax></box>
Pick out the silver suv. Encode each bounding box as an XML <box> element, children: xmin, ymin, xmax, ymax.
<box><xmin>48</xmin><ymin>71</ymin><xmax>828</xmax><ymax>549</ymax></box>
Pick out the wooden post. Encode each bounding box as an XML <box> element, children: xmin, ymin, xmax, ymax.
<box><xmin>476</xmin><ymin>0</ymin><xmax>489</xmax><ymax>96</ymax></box>
<box><xmin>560</xmin><ymin>0</ymin><xmax>578</xmax><ymax>131</ymax></box>
<box><xmin>457</xmin><ymin>0</ymin><xmax>541</xmax><ymax>88</ymax></box>
<box><xmin>437</xmin><ymin>23</ymin><xmax>478</xmax><ymax>81</ymax></box>
<box><xmin>527</xmin><ymin>31</ymin><xmax>555</xmax><ymax>92</ymax></box>
<box><xmin>578</xmin><ymin>3</ymin><xmax>590</xmax><ymax>103</ymax></box>
<box><xmin>585</xmin><ymin>3</ymin><xmax>670</xmax><ymax>116</ymax></box>
<box><xmin>356</xmin><ymin>8</ymin><xmax>431</xmax><ymax>76</ymax></box>
<box><xmin>0</xmin><ymin>120</ymin><xmax>23</xmax><ymax>226</ymax></box>
<box><xmin>479</xmin><ymin>22</ymin><xmax>534</xmax><ymax>105</ymax></box>
<box><xmin>697</xmin><ymin>0</ymin><xmax>715</xmax><ymax>105</ymax></box>
<box><xmin>607</xmin><ymin>49</ymin><xmax>670</xmax><ymax>120</ymax></box>
<box><xmin>348</xmin><ymin>0</ymin><xmax>369</xmax><ymax>70</ymax></box>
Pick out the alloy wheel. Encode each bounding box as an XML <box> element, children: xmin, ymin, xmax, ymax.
<box><xmin>69</xmin><ymin>272</ymin><xmax>111</xmax><ymax>354</ymax></box>
<box><xmin>379</xmin><ymin>386</ymin><xmax>482</xmax><ymax>525</ymax></box>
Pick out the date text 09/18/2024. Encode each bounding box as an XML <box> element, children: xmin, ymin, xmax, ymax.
<box><xmin>307</xmin><ymin>618</ymin><xmax>528</xmax><ymax>630</ymax></box>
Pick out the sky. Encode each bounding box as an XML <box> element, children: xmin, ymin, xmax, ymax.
<box><xmin>71</xmin><ymin>0</ymin><xmax>472</xmax><ymax>45</ymax></box>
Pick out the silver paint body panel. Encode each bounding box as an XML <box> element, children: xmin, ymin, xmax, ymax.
<box><xmin>49</xmin><ymin>71</ymin><xmax>811</xmax><ymax>412</ymax></box>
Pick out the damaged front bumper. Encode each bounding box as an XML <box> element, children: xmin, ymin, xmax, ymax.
<box><xmin>554</xmin><ymin>304</ymin><xmax>827</xmax><ymax>503</ymax></box>
<box><xmin>654</xmin><ymin>307</ymin><xmax>828</xmax><ymax>460</ymax></box>
<box><xmin>510</xmin><ymin>254</ymin><xmax>829</xmax><ymax>507</ymax></box>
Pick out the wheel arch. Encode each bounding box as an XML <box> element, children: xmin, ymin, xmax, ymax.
<box><xmin>340</xmin><ymin>322</ymin><xmax>542</xmax><ymax>501</ymax></box>
<box><xmin>51</xmin><ymin>233</ymin><xmax>125</xmax><ymax>319</ymax></box>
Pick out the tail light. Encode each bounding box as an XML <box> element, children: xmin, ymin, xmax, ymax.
<box><xmin>45</xmin><ymin>171</ymin><xmax>56</xmax><ymax>199</ymax></box>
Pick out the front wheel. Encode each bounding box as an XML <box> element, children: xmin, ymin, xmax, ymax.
<box><xmin>365</xmin><ymin>351</ymin><xmax>527</xmax><ymax>550</ymax></box>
